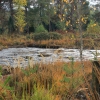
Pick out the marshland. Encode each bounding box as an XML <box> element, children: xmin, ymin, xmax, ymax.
<box><xmin>0</xmin><ymin>0</ymin><xmax>100</xmax><ymax>100</ymax></box>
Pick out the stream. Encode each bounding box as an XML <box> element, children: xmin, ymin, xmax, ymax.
<box><xmin>0</xmin><ymin>47</ymin><xmax>100</xmax><ymax>67</ymax></box>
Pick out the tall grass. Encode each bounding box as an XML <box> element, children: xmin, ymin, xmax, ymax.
<box><xmin>0</xmin><ymin>58</ymin><xmax>97</xmax><ymax>100</ymax></box>
<box><xmin>1</xmin><ymin>33</ymin><xmax>100</xmax><ymax>50</ymax></box>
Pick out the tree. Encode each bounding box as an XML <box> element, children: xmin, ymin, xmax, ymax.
<box><xmin>14</xmin><ymin>0</ymin><xmax>27</xmax><ymax>33</ymax></box>
<box><xmin>63</xmin><ymin>0</ymin><xmax>90</xmax><ymax>31</ymax></box>
<box><xmin>27</xmin><ymin>0</ymin><xmax>56</xmax><ymax>32</ymax></box>
<box><xmin>8</xmin><ymin>16</ymin><xmax>15</xmax><ymax>33</ymax></box>
<box><xmin>93</xmin><ymin>10</ymin><xmax>100</xmax><ymax>25</ymax></box>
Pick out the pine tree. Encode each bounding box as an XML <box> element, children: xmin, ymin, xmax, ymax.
<box><xmin>8</xmin><ymin>16</ymin><xmax>15</xmax><ymax>33</ymax></box>
<box><xmin>27</xmin><ymin>0</ymin><xmax>55</xmax><ymax>31</ymax></box>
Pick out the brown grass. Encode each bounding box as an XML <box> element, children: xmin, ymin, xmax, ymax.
<box><xmin>0</xmin><ymin>60</ymin><xmax>94</xmax><ymax>100</ymax></box>
<box><xmin>1</xmin><ymin>33</ymin><xmax>100</xmax><ymax>50</ymax></box>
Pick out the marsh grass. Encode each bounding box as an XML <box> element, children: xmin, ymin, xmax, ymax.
<box><xmin>0</xmin><ymin>57</ymin><xmax>96</xmax><ymax>100</ymax></box>
<box><xmin>1</xmin><ymin>33</ymin><xmax>100</xmax><ymax>50</ymax></box>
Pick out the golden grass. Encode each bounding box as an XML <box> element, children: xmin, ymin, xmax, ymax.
<box><xmin>0</xmin><ymin>34</ymin><xmax>34</xmax><ymax>48</ymax></box>
<box><xmin>0</xmin><ymin>33</ymin><xmax>100</xmax><ymax>50</ymax></box>
<box><xmin>0</xmin><ymin>60</ymin><xmax>94</xmax><ymax>100</ymax></box>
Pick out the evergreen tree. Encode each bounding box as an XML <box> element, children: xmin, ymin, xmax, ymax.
<box><xmin>27</xmin><ymin>0</ymin><xmax>55</xmax><ymax>31</ymax></box>
<box><xmin>8</xmin><ymin>16</ymin><xmax>15</xmax><ymax>33</ymax></box>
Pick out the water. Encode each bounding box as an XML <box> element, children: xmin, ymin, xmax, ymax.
<box><xmin>0</xmin><ymin>47</ymin><xmax>100</xmax><ymax>67</ymax></box>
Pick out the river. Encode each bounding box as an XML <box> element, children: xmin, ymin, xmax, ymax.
<box><xmin>0</xmin><ymin>47</ymin><xmax>100</xmax><ymax>67</ymax></box>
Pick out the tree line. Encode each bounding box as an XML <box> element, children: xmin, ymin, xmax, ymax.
<box><xmin>0</xmin><ymin>0</ymin><xmax>100</xmax><ymax>34</ymax></box>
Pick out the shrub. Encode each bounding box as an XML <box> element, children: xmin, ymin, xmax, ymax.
<box><xmin>82</xmin><ymin>32</ymin><xmax>97</xmax><ymax>38</ymax></box>
<box><xmin>26</xmin><ymin>34</ymin><xmax>34</xmax><ymax>39</ymax></box>
<box><xmin>35</xmin><ymin>24</ymin><xmax>48</xmax><ymax>33</ymax></box>
<box><xmin>49</xmin><ymin>32</ymin><xmax>62</xmax><ymax>40</ymax></box>
<box><xmin>34</xmin><ymin>32</ymin><xmax>49</xmax><ymax>41</ymax></box>
<box><xmin>33</xmin><ymin>32</ymin><xmax>62</xmax><ymax>41</ymax></box>
<box><xmin>87</xmin><ymin>20</ymin><xmax>100</xmax><ymax>35</ymax></box>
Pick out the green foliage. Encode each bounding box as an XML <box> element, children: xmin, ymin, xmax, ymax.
<box><xmin>62</xmin><ymin>76</ymin><xmax>71</xmax><ymax>83</ymax></box>
<box><xmin>87</xmin><ymin>20</ymin><xmax>100</xmax><ymax>35</ymax></box>
<box><xmin>0</xmin><ymin>28</ymin><xmax>4</xmax><ymax>34</ymax></box>
<box><xmin>22</xmin><ymin>66</ymin><xmax>38</xmax><ymax>76</ymax></box>
<box><xmin>49</xmin><ymin>32</ymin><xmax>62</xmax><ymax>40</ymax></box>
<box><xmin>33</xmin><ymin>32</ymin><xmax>62</xmax><ymax>41</ymax></box>
<box><xmin>63</xmin><ymin>65</ymin><xmax>74</xmax><ymax>75</ymax></box>
<box><xmin>8</xmin><ymin>16</ymin><xmax>15</xmax><ymax>33</ymax></box>
<box><xmin>31</xmin><ymin>86</ymin><xmax>54</xmax><ymax>100</ymax></box>
<box><xmin>63</xmin><ymin>0</ymin><xmax>90</xmax><ymax>30</ymax></box>
<box><xmin>26</xmin><ymin>34</ymin><xmax>34</xmax><ymax>39</ymax></box>
<box><xmin>35</xmin><ymin>24</ymin><xmax>48</xmax><ymax>33</ymax></box>
<box><xmin>34</xmin><ymin>32</ymin><xmax>49</xmax><ymax>41</ymax></box>
<box><xmin>27</xmin><ymin>0</ymin><xmax>55</xmax><ymax>31</ymax></box>
<box><xmin>0</xmin><ymin>66</ymin><xmax>2</xmax><ymax>77</ymax></box>
<box><xmin>0</xmin><ymin>66</ymin><xmax>13</xmax><ymax>100</ymax></box>
<box><xmin>92</xmin><ymin>10</ymin><xmax>100</xmax><ymax>25</ymax></box>
<box><xmin>55</xmin><ymin>21</ymin><xmax>65</xmax><ymax>30</ymax></box>
<box><xmin>62</xmin><ymin>60</ymin><xmax>84</xmax><ymax>90</ymax></box>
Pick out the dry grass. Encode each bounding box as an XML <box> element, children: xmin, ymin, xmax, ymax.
<box><xmin>0</xmin><ymin>34</ymin><xmax>34</xmax><ymax>48</ymax></box>
<box><xmin>1</xmin><ymin>33</ymin><xmax>100</xmax><ymax>50</ymax></box>
<box><xmin>0</xmin><ymin>59</ymin><xmax>95</xmax><ymax>100</ymax></box>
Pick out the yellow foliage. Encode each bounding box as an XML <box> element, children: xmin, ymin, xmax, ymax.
<box><xmin>66</xmin><ymin>20</ymin><xmax>70</xmax><ymax>26</ymax></box>
<box><xmin>83</xmin><ymin>2</ymin><xmax>86</xmax><ymax>4</ymax></box>
<box><xmin>14</xmin><ymin>0</ymin><xmax>27</xmax><ymax>6</ymax></box>
<box><xmin>81</xmin><ymin>16</ymin><xmax>88</xmax><ymax>24</ymax></box>
<box><xmin>14</xmin><ymin>0</ymin><xmax>26</xmax><ymax>33</ymax></box>
<box><xmin>14</xmin><ymin>9</ymin><xmax>26</xmax><ymax>33</ymax></box>
<box><xmin>63</xmin><ymin>0</ymin><xmax>69</xmax><ymax>3</ymax></box>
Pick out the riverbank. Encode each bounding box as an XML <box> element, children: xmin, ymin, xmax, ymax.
<box><xmin>0</xmin><ymin>33</ymin><xmax>100</xmax><ymax>51</ymax></box>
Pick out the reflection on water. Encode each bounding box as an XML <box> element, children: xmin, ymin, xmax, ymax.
<box><xmin>0</xmin><ymin>47</ymin><xmax>99</xmax><ymax>67</ymax></box>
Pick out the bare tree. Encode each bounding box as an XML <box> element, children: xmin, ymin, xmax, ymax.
<box><xmin>77</xmin><ymin>0</ymin><xmax>84</xmax><ymax>68</ymax></box>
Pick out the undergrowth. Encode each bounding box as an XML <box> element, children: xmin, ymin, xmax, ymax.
<box><xmin>1</xmin><ymin>33</ymin><xmax>100</xmax><ymax>49</ymax></box>
<box><xmin>0</xmin><ymin>60</ymin><xmax>96</xmax><ymax>100</ymax></box>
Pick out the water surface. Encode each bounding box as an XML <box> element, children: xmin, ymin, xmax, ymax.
<box><xmin>0</xmin><ymin>47</ymin><xmax>99</xmax><ymax>67</ymax></box>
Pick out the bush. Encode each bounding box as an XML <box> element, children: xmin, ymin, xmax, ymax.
<box><xmin>49</xmin><ymin>32</ymin><xmax>62</xmax><ymax>40</ymax></box>
<box><xmin>34</xmin><ymin>32</ymin><xmax>49</xmax><ymax>41</ymax></box>
<box><xmin>26</xmin><ymin>34</ymin><xmax>34</xmax><ymax>39</ymax></box>
<box><xmin>87</xmin><ymin>20</ymin><xmax>100</xmax><ymax>35</ymax></box>
<box><xmin>82</xmin><ymin>32</ymin><xmax>97</xmax><ymax>38</ymax></box>
<box><xmin>35</xmin><ymin>24</ymin><xmax>48</xmax><ymax>33</ymax></box>
<box><xmin>33</xmin><ymin>32</ymin><xmax>62</xmax><ymax>41</ymax></box>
